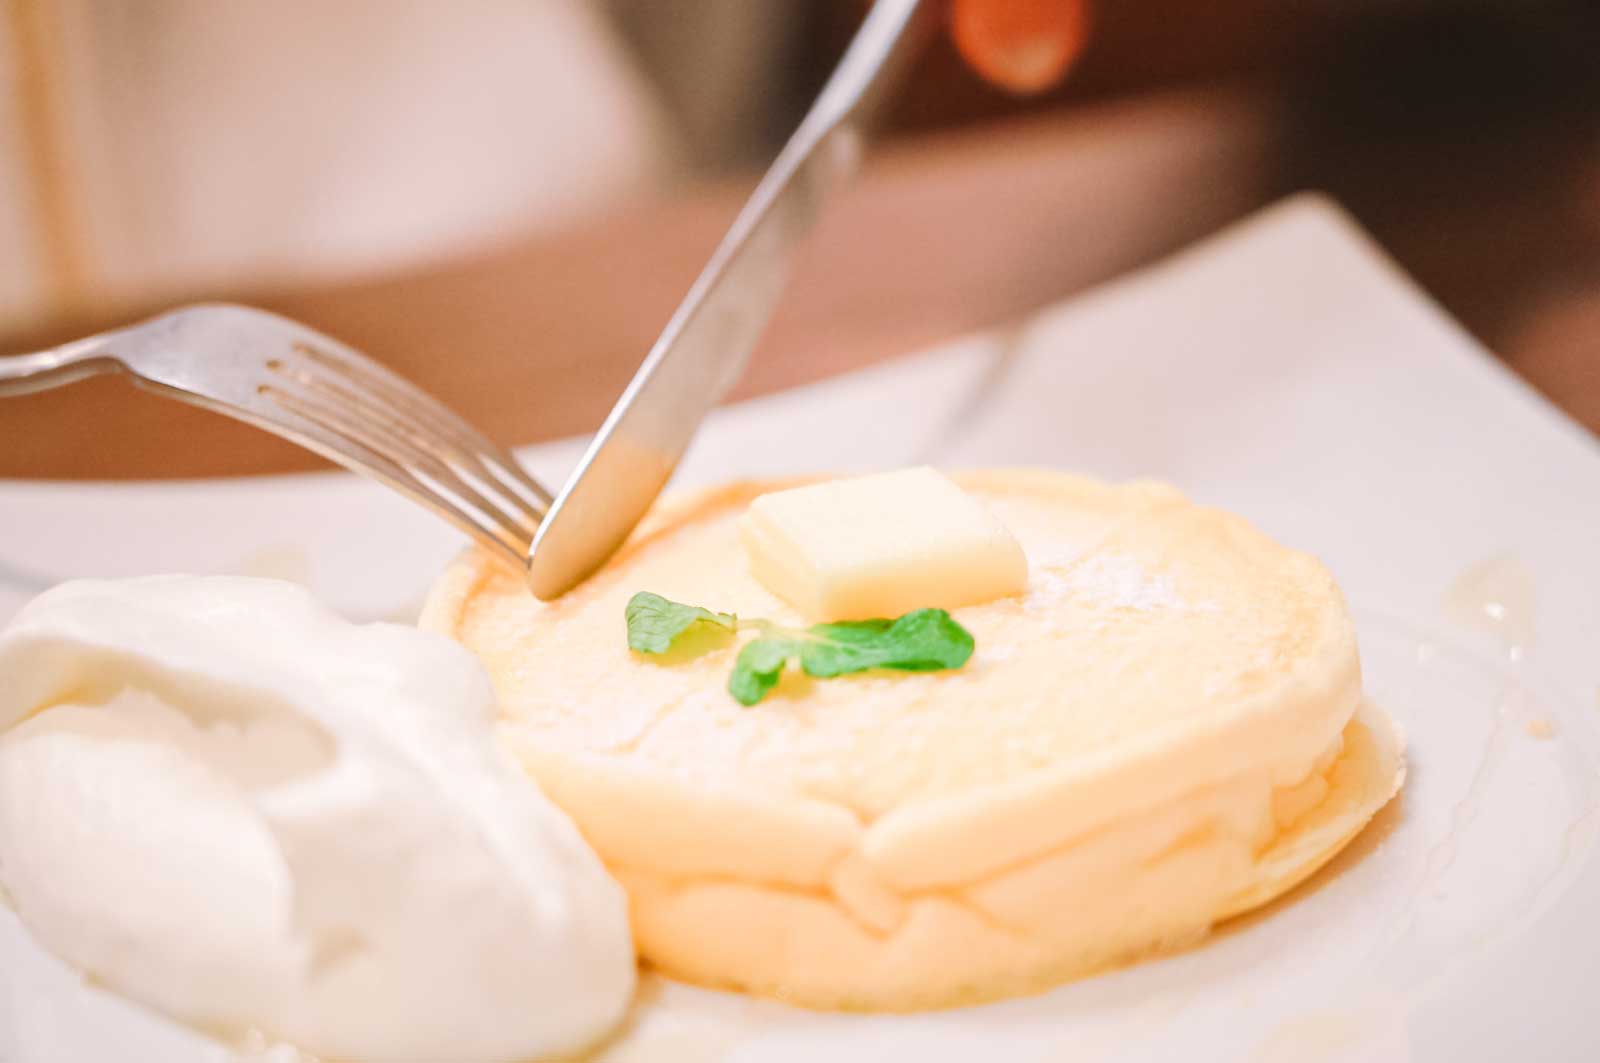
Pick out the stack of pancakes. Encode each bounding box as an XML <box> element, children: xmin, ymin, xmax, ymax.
<box><xmin>424</xmin><ymin>470</ymin><xmax>1403</xmax><ymax>1010</ymax></box>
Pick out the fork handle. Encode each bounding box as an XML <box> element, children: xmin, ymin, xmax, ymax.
<box><xmin>0</xmin><ymin>335</ymin><xmax>122</xmax><ymax>398</ymax></box>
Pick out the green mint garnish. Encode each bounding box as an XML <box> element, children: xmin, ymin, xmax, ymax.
<box><xmin>728</xmin><ymin>632</ymin><xmax>803</xmax><ymax>706</ymax></box>
<box><xmin>624</xmin><ymin>591</ymin><xmax>974</xmax><ymax>706</ymax></box>
<box><xmin>624</xmin><ymin>591</ymin><xmax>736</xmax><ymax>654</ymax></box>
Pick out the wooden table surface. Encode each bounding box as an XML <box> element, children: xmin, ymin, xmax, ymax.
<box><xmin>1</xmin><ymin>85</ymin><xmax>1594</xmax><ymax>481</ymax></box>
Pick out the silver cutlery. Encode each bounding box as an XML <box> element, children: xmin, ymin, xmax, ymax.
<box><xmin>0</xmin><ymin>0</ymin><xmax>930</xmax><ymax>597</ymax></box>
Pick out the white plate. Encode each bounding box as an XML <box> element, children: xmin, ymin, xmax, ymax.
<box><xmin>4</xmin><ymin>195</ymin><xmax>1598</xmax><ymax>1063</ymax></box>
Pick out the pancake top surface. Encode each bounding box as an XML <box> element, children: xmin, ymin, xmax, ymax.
<box><xmin>436</xmin><ymin>471</ymin><xmax>1355</xmax><ymax>821</ymax></box>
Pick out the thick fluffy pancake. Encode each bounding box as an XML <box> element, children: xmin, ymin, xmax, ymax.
<box><xmin>423</xmin><ymin>470</ymin><xmax>1404</xmax><ymax>1009</ymax></box>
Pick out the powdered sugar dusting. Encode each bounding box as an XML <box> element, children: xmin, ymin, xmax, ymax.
<box><xmin>1026</xmin><ymin>553</ymin><xmax>1185</xmax><ymax>613</ymax></box>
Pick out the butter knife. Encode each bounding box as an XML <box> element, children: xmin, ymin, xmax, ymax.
<box><xmin>526</xmin><ymin>0</ymin><xmax>933</xmax><ymax>598</ymax></box>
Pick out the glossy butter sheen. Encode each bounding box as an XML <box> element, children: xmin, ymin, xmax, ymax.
<box><xmin>738</xmin><ymin>466</ymin><xmax>1028</xmax><ymax>620</ymax></box>
<box><xmin>425</xmin><ymin>470</ymin><xmax>1405</xmax><ymax>1009</ymax></box>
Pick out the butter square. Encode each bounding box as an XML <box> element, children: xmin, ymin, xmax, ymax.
<box><xmin>738</xmin><ymin>467</ymin><xmax>1028</xmax><ymax>621</ymax></box>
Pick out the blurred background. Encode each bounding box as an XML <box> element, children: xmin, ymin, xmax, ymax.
<box><xmin>2</xmin><ymin>0</ymin><xmax>1597</xmax><ymax>478</ymax></box>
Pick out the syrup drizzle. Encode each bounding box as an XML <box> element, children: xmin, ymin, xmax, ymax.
<box><xmin>1417</xmin><ymin>555</ymin><xmax>1538</xmax><ymax>892</ymax></box>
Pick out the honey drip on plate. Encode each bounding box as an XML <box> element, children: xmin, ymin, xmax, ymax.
<box><xmin>1442</xmin><ymin>554</ymin><xmax>1536</xmax><ymax>658</ymax></box>
<box><xmin>1418</xmin><ymin>555</ymin><xmax>1540</xmax><ymax>889</ymax></box>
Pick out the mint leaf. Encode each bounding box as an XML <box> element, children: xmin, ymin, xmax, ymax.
<box><xmin>625</xmin><ymin>592</ymin><xmax>736</xmax><ymax>654</ymax></box>
<box><xmin>728</xmin><ymin>634</ymin><xmax>801</xmax><ymax>706</ymax></box>
<box><xmin>727</xmin><ymin>609</ymin><xmax>974</xmax><ymax>705</ymax></box>
<box><xmin>626</xmin><ymin>594</ymin><xmax>975</xmax><ymax>706</ymax></box>
<box><xmin>801</xmin><ymin>609</ymin><xmax>974</xmax><ymax>677</ymax></box>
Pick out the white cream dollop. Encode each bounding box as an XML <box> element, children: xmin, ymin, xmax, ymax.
<box><xmin>0</xmin><ymin>575</ymin><xmax>634</xmax><ymax>1062</ymax></box>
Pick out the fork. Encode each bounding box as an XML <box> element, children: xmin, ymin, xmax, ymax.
<box><xmin>0</xmin><ymin>304</ymin><xmax>553</xmax><ymax>572</ymax></box>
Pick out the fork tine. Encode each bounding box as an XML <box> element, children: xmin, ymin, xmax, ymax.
<box><xmin>267</xmin><ymin>362</ymin><xmax>543</xmax><ymax>532</ymax></box>
<box><xmin>288</xmin><ymin>340</ymin><xmax>552</xmax><ymax>510</ymax></box>
<box><xmin>202</xmin><ymin>387</ymin><xmax>532</xmax><ymax>569</ymax></box>
<box><xmin>260</xmin><ymin>383</ymin><xmax>537</xmax><ymax>555</ymax></box>
<box><xmin>265</xmin><ymin>384</ymin><xmax>537</xmax><ymax>544</ymax></box>
<box><xmin>269</xmin><ymin>383</ymin><xmax>536</xmax><ymax>538</ymax></box>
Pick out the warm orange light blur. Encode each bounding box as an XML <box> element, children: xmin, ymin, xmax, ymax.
<box><xmin>951</xmin><ymin>0</ymin><xmax>1090</xmax><ymax>94</ymax></box>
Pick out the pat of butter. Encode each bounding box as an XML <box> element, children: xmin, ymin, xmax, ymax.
<box><xmin>738</xmin><ymin>467</ymin><xmax>1028</xmax><ymax>620</ymax></box>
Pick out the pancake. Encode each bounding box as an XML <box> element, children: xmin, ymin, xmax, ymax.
<box><xmin>422</xmin><ymin>470</ymin><xmax>1404</xmax><ymax>1010</ymax></box>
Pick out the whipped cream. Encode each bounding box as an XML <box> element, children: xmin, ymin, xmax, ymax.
<box><xmin>0</xmin><ymin>576</ymin><xmax>634</xmax><ymax>1062</ymax></box>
